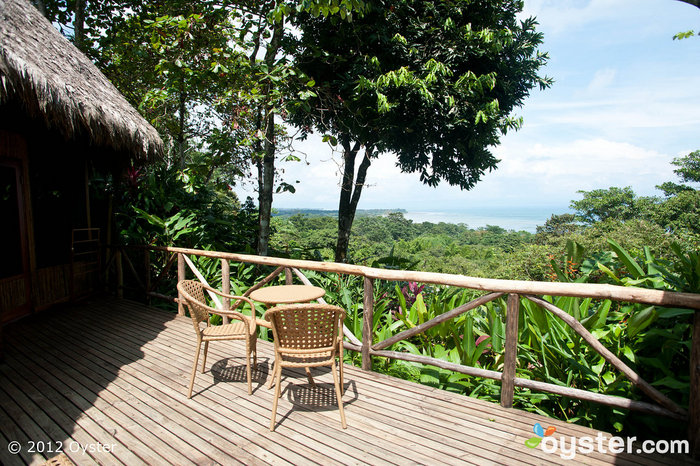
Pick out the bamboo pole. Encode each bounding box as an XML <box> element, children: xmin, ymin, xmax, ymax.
<box><xmin>513</xmin><ymin>377</ymin><xmax>685</xmax><ymax>421</ymax></box>
<box><xmin>690</xmin><ymin>312</ymin><xmax>700</xmax><ymax>458</ymax></box>
<box><xmin>131</xmin><ymin>246</ymin><xmax>700</xmax><ymax>310</ymax></box>
<box><xmin>239</xmin><ymin>266</ymin><xmax>285</xmax><ymax>299</ymax></box>
<box><xmin>362</xmin><ymin>277</ymin><xmax>374</xmax><ymax>371</ymax></box>
<box><xmin>526</xmin><ymin>295</ymin><xmax>687</xmax><ymax>417</ymax></box>
<box><xmin>177</xmin><ymin>253</ymin><xmax>185</xmax><ymax>316</ymax></box>
<box><xmin>344</xmin><ymin>341</ymin><xmax>361</xmax><ymax>352</ymax></box>
<box><xmin>182</xmin><ymin>254</ymin><xmax>222</xmax><ymax>309</ymax></box>
<box><xmin>500</xmin><ymin>294</ymin><xmax>520</xmax><ymax>408</ymax></box>
<box><xmin>373</xmin><ymin>349</ymin><xmax>502</xmax><ymax>380</ymax></box>
<box><xmin>373</xmin><ymin>292</ymin><xmax>504</xmax><ymax>351</ymax></box>
<box><xmin>222</xmin><ymin>259</ymin><xmax>230</xmax><ymax>325</ymax></box>
<box><xmin>369</xmin><ymin>350</ymin><xmax>684</xmax><ymax>420</ymax></box>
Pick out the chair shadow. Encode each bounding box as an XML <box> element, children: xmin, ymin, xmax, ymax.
<box><xmin>208</xmin><ymin>357</ymin><xmax>270</xmax><ymax>395</ymax></box>
<box><xmin>286</xmin><ymin>379</ymin><xmax>358</xmax><ymax>410</ymax></box>
<box><xmin>272</xmin><ymin>368</ymin><xmax>359</xmax><ymax>429</ymax></box>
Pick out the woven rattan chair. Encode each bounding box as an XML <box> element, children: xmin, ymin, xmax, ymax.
<box><xmin>177</xmin><ymin>280</ymin><xmax>258</xmax><ymax>398</ymax></box>
<box><xmin>264</xmin><ymin>303</ymin><xmax>347</xmax><ymax>431</ymax></box>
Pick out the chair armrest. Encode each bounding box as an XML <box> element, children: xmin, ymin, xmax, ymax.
<box><xmin>255</xmin><ymin>317</ymin><xmax>272</xmax><ymax>329</ymax></box>
<box><xmin>198</xmin><ymin>283</ymin><xmax>257</xmax><ymax>311</ymax></box>
<box><xmin>187</xmin><ymin>295</ymin><xmax>256</xmax><ymax>329</ymax></box>
<box><xmin>202</xmin><ymin>284</ymin><xmax>254</xmax><ymax>306</ymax></box>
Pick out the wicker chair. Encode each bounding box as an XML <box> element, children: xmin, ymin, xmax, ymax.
<box><xmin>264</xmin><ymin>303</ymin><xmax>347</xmax><ymax>431</ymax></box>
<box><xmin>177</xmin><ymin>280</ymin><xmax>258</xmax><ymax>398</ymax></box>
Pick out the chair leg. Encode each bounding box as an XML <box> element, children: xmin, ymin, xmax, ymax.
<box><xmin>305</xmin><ymin>367</ymin><xmax>315</xmax><ymax>386</ymax></box>
<box><xmin>339</xmin><ymin>358</ymin><xmax>344</xmax><ymax>396</ymax></box>
<box><xmin>201</xmin><ymin>341</ymin><xmax>209</xmax><ymax>373</ymax></box>
<box><xmin>339</xmin><ymin>344</ymin><xmax>344</xmax><ymax>396</ymax></box>
<box><xmin>252</xmin><ymin>339</ymin><xmax>257</xmax><ymax>368</ymax></box>
<box><xmin>268</xmin><ymin>359</ymin><xmax>276</xmax><ymax>389</ymax></box>
<box><xmin>331</xmin><ymin>360</ymin><xmax>347</xmax><ymax>429</ymax></box>
<box><xmin>270</xmin><ymin>363</ymin><xmax>283</xmax><ymax>431</ymax></box>
<box><xmin>245</xmin><ymin>343</ymin><xmax>252</xmax><ymax>395</ymax></box>
<box><xmin>188</xmin><ymin>339</ymin><xmax>203</xmax><ymax>398</ymax></box>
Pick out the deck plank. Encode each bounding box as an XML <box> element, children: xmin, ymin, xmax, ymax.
<box><xmin>0</xmin><ymin>297</ymin><xmax>696</xmax><ymax>466</ymax></box>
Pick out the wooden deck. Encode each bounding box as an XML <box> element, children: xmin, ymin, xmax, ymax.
<box><xmin>0</xmin><ymin>297</ymin><xmax>695</xmax><ymax>465</ymax></box>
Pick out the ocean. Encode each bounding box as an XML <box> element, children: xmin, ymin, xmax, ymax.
<box><xmin>404</xmin><ymin>206</ymin><xmax>569</xmax><ymax>233</ymax></box>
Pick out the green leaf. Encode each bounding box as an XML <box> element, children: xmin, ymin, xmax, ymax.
<box><xmin>650</xmin><ymin>376</ymin><xmax>689</xmax><ymax>390</ymax></box>
<box><xmin>581</xmin><ymin>300</ymin><xmax>611</xmax><ymax>331</ymax></box>
<box><xmin>132</xmin><ymin>206</ymin><xmax>165</xmax><ymax>229</ymax></box>
<box><xmin>627</xmin><ymin>306</ymin><xmax>658</xmax><ymax>338</ymax></box>
<box><xmin>656</xmin><ymin>307</ymin><xmax>694</xmax><ymax>319</ymax></box>
<box><xmin>607</xmin><ymin>239</ymin><xmax>645</xmax><ymax>279</ymax></box>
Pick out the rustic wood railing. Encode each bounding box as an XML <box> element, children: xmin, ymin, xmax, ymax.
<box><xmin>107</xmin><ymin>244</ymin><xmax>700</xmax><ymax>457</ymax></box>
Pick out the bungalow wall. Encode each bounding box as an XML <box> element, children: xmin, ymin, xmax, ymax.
<box><xmin>0</xmin><ymin>108</ymin><xmax>107</xmax><ymax>323</ymax></box>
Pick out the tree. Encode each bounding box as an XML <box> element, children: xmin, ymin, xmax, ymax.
<box><xmin>535</xmin><ymin>213</ymin><xmax>581</xmax><ymax>242</ymax></box>
<box><xmin>570</xmin><ymin>186</ymin><xmax>644</xmax><ymax>224</ymax></box>
<box><xmin>653</xmin><ymin>150</ymin><xmax>700</xmax><ymax>238</ymax></box>
<box><xmin>39</xmin><ymin>0</ymin><xmax>370</xmax><ymax>257</ymax></box>
<box><xmin>291</xmin><ymin>0</ymin><xmax>551</xmax><ymax>262</ymax></box>
<box><xmin>657</xmin><ymin>150</ymin><xmax>700</xmax><ymax>196</ymax></box>
<box><xmin>239</xmin><ymin>1</ymin><xmax>369</xmax><ymax>256</ymax></box>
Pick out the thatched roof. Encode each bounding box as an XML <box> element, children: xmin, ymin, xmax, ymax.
<box><xmin>0</xmin><ymin>0</ymin><xmax>163</xmax><ymax>160</ymax></box>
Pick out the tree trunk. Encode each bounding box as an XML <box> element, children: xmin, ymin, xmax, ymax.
<box><xmin>177</xmin><ymin>86</ymin><xmax>186</xmax><ymax>169</ymax></box>
<box><xmin>255</xmin><ymin>17</ymin><xmax>284</xmax><ymax>256</ymax></box>
<box><xmin>257</xmin><ymin>107</ymin><xmax>275</xmax><ymax>256</ymax></box>
<box><xmin>335</xmin><ymin>140</ymin><xmax>373</xmax><ymax>263</ymax></box>
<box><xmin>74</xmin><ymin>0</ymin><xmax>86</xmax><ymax>51</ymax></box>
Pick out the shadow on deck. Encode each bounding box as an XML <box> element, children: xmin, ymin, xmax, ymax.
<box><xmin>0</xmin><ymin>297</ymin><xmax>695</xmax><ymax>465</ymax></box>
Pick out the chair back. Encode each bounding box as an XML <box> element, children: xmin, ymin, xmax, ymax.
<box><xmin>265</xmin><ymin>304</ymin><xmax>345</xmax><ymax>352</ymax></box>
<box><xmin>177</xmin><ymin>280</ymin><xmax>210</xmax><ymax>326</ymax></box>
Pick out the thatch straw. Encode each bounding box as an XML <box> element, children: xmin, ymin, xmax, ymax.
<box><xmin>0</xmin><ymin>0</ymin><xmax>164</xmax><ymax>160</ymax></box>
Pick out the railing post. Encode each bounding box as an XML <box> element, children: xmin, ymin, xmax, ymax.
<box><xmin>690</xmin><ymin>311</ymin><xmax>700</xmax><ymax>459</ymax></box>
<box><xmin>362</xmin><ymin>277</ymin><xmax>374</xmax><ymax>371</ymax></box>
<box><xmin>284</xmin><ymin>267</ymin><xmax>293</xmax><ymax>285</ymax></box>
<box><xmin>221</xmin><ymin>259</ymin><xmax>230</xmax><ymax>325</ymax></box>
<box><xmin>501</xmin><ymin>293</ymin><xmax>520</xmax><ymax>408</ymax></box>
<box><xmin>115</xmin><ymin>248</ymin><xmax>123</xmax><ymax>299</ymax></box>
<box><xmin>177</xmin><ymin>253</ymin><xmax>185</xmax><ymax>316</ymax></box>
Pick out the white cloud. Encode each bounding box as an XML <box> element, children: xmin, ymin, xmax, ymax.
<box><xmin>494</xmin><ymin>138</ymin><xmax>675</xmax><ymax>197</ymax></box>
<box><xmin>521</xmin><ymin>0</ymin><xmax>696</xmax><ymax>38</ymax></box>
<box><xmin>586</xmin><ymin>68</ymin><xmax>616</xmax><ymax>93</ymax></box>
<box><xmin>521</xmin><ymin>0</ymin><xmax>634</xmax><ymax>35</ymax></box>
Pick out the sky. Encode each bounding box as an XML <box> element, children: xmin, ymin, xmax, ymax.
<box><xmin>234</xmin><ymin>0</ymin><xmax>700</xmax><ymax>214</ymax></box>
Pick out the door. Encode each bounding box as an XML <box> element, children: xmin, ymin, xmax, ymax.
<box><xmin>0</xmin><ymin>161</ymin><xmax>31</xmax><ymax>322</ymax></box>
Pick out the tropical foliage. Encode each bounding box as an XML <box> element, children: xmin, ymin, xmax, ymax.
<box><xmin>37</xmin><ymin>0</ymin><xmax>698</xmax><ymax>446</ymax></box>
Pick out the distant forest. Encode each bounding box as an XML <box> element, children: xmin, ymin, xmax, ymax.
<box><xmin>273</xmin><ymin>208</ymin><xmax>407</xmax><ymax>218</ymax></box>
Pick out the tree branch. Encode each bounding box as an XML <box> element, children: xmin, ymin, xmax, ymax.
<box><xmin>677</xmin><ymin>0</ymin><xmax>700</xmax><ymax>8</ymax></box>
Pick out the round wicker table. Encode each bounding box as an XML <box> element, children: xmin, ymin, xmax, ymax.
<box><xmin>249</xmin><ymin>284</ymin><xmax>326</xmax><ymax>305</ymax></box>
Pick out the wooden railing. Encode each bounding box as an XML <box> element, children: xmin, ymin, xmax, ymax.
<box><xmin>108</xmin><ymin>244</ymin><xmax>700</xmax><ymax>457</ymax></box>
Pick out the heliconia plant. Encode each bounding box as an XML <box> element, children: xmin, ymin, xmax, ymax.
<box><xmin>307</xmin><ymin>239</ymin><xmax>693</xmax><ymax>437</ymax></box>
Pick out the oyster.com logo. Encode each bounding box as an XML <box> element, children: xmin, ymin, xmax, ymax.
<box><xmin>525</xmin><ymin>422</ymin><xmax>556</xmax><ymax>448</ymax></box>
